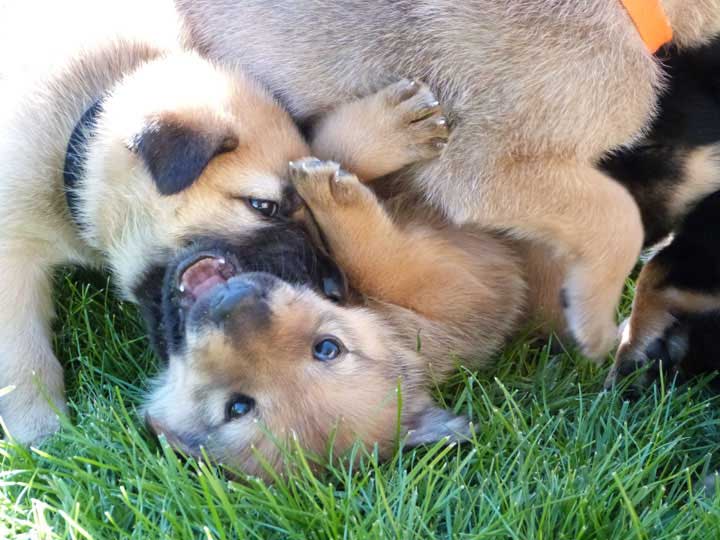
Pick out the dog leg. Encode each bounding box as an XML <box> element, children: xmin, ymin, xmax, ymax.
<box><xmin>291</xmin><ymin>158</ymin><xmax>466</xmax><ymax>314</ymax></box>
<box><xmin>309</xmin><ymin>79</ymin><xmax>449</xmax><ymax>181</ymax></box>
<box><xmin>606</xmin><ymin>192</ymin><xmax>720</xmax><ymax>387</ymax></box>
<box><xmin>291</xmin><ymin>157</ymin><xmax>526</xmax><ymax>446</ymax></box>
<box><xmin>467</xmin><ymin>160</ymin><xmax>645</xmax><ymax>360</ymax></box>
<box><xmin>605</xmin><ymin>258</ymin><xmax>684</xmax><ymax>388</ymax></box>
<box><xmin>0</xmin><ymin>253</ymin><xmax>67</xmax><ymax>443</ymax></box>
<box><xmin>514</xmin><ymin>238</ymin><xmax>570</xmax><ymax>340</ymax></box>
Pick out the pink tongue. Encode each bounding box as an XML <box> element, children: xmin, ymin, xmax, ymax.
<box><xmin>181</xmin><ymin>258</ymin><xmax>230</xmax><ymax>300</ymax></box>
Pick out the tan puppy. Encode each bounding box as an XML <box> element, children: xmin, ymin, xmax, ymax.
<box><xmin>176</xmin><ymin>0</ymin><xmax>720</xmax><ymax>360</ymax></box>
<box><xmin>144</xmin><ymin>157</ymin><xmax>526</xmax><ymax>477</ymax></box>
<box><xmin>0</xmin><ymin>2</ymin><xmax>448</xmax><ymax>444</ymax></box>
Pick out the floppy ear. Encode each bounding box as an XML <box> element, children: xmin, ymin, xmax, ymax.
<box><xmin>131</xmin><ymin>118</ymin><xmax>238</xmax><ymax>195</ymax></box>
<box><xmin>316</xmin><ymin>251</ymin><xmax>349</xmax><ymax>304</ymax></box>
<box><xmin>404</xmin><ymin>405</ymin><xmax>472</xmax><ymax>447</ymax></box>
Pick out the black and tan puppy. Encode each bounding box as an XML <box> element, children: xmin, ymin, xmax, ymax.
<box><xmin>0</xmin><ymin>1</ymin><xmax>450</xmax><ymax>444</ymax></box>
<box><xmin>177</xmin><ymin>0</ymin><xmax>720</xmax><ymax>362</ymax></box>
<box><xmin>601</xmin><ymin>38</ymin><xmax>720</xmax><ymax>386</ymax></box>
<box><xmin>143</xmin><ymin>158</ymin><xmax>526</xmax><ymax>477</ymax></box>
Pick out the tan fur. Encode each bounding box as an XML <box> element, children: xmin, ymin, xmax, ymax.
<box><xmin>606</xmin><ymin>261</ymin><xmax>674</xmax><ymax>386</ymax></box>
<box><xmin>0</xmin><ymin>4</ymin><xmax>455</xmax><ymax>444</ymax></box>
<box><xmin>293</xmin><ymin>160</ymin><xmax>526</xmax><ymax>371</ymax></box>
<box><xmin>606</xmin><ymin>259</ymin><xmax>720</xmax><ymax>387</ymax></box>
<box><xmin>512</xmin><ymin>239</ymin><xmax>569</xmax><ymax>338</ymax></box>
<box><xmin>145</xmin><ymin>158</ymin><xmax>526</xmax><ymax>478</ymax></box>
<box><xmin>310</xmin><ymin>79</ymin><xmax>449</xmax><ymax>181</ymax></box>
<box><xmin>667</xmin><ymin>145</ymin><xmax>720</xmax><ymax>220</ymax></box>
<box><xmin>175</xmin><ymin>0</ymin><xmax>720</xmax><ymax>359</ymax></box>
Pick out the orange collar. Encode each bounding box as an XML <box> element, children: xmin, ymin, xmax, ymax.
<box><xmin>619</xmin><ymin>0</ymin><xmax>673</xmax><ymax>53</ymax></box>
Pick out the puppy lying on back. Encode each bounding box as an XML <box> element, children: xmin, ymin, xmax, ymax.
<box><xmin>0</xmin><ymin>1</ymin><xmax>449</xmax><ymax>444</ymax></box>
<box><xmin>144</xmin><ymin>158</ymin><xmax>526</xmax><ymax>477</ymax></box>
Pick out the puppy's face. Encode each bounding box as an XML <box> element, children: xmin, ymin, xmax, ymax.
<box><xmin>143</xmin><ymin>232</ymin><xmax>466</xmax><ymax>477</ymax></box>
<box><xmin>84</xmin><ymin>54</ymin><xmax>312</xmax><ymax>276</ymax></box>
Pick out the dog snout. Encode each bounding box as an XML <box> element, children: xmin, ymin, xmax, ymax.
<box><xmin>209</xmin><ymin>279</ymin><xmax>261</xmax><ymax>323</ymax></box>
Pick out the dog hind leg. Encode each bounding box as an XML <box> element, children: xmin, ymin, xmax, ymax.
<box><xmin>463</xmin><ymin>160</ymin><xmax>645</xmax><ymax>360</ymax></box>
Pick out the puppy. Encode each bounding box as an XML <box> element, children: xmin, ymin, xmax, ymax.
<box><xmin>176</xmin><ymin>0</ymin><xmax>720</xmax><ymax>361</ymax></box>
<box><xmin>0</xmin><ymin>1</ymin><xmax>448</xmax><ymax>444</ymax></box>
<box><xmin>143</xmin><ymin>158</ymin><xmax>526</xmax><ymax>477</ymax></box>
<box><xmin>599</xmin><ymin>38</ymin><xmax>720</xmax><ymax>386</ymax></box>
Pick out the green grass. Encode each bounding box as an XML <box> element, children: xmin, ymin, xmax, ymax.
<box><xmin>1</xmin><ymin>270</ymin><xmax>720</xmax><ymax>539</ymax></box>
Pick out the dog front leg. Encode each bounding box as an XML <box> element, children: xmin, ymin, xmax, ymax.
<box><xmin>464</xmin><ymin>160</ymin><xmax>645</xmax><ymax>360</ymax></box>
<box><xmin>290</xmin><ymin>158</ymin><xmax>526</xmax><ymax>370</ymax></box>
<box><xmin>290</xmin><ymin>158</ymin><xmax>456</xmax><ymax>312</ymax></box>
<box><xmin>0</xmin><ymin>253</ymin><xmax>67</xmax><ymax>444</ymax></box>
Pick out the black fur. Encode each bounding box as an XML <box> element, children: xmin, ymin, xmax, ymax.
<box><xmin>656</xmin><ymin>190</ymin><xmax>720</xmax><ymax>294</ymax></box>
<box><xmin>599</xmin><ymin>38</ymin><xmax>720</xmax><ymax>247</ymax></box>
<box><xmin>134</xmin><ymin>222</ymin><xmax>348</xmax><ymax>358</ymax></box>
<box><xmin>131</xmin><ymin>120</ymin><xmax>238</xmax><ymax>195</ymax></box>
<box><xmin>600</xmin><ymin>37</ymin><xmax>720</xmax><ymax>382</ymax></box>
<box><xmin>134</xmin><ymin>262</ymin><xmax>171</xmax><ymax>362</ymax></box>
<box><xmin>63</xmin><ymin>99</ymin><xmax>105</xmax><ymax>230</ymax></box>
<box><xmin>675</xmin><ymin>312</ymin><xmax>720</xmax><ymax>380</ymax></box>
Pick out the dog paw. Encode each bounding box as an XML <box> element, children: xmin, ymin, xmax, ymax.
<box><xmin>604</xmin><ymin>318</ymin><xmax>688</xmax><ymax>390</ymax></box>
<box><xmin>329</xmin><ymin>168</ymin><xmax>368</xmax><ymax>205</ymax></box>
<box><xmin>310</xmin><ymin>80</ymin><xmax>450</xmax><ymax>180</ymax></box>
<box><xmin>290</xmin><ymin>158</ymin><xmax>371</xmax><ymax>208</ymax></box>
<box><xmin>380</xmin><ymin>79</ymin><xmax>449</xmax><ymax>161</ymax></box>
<box><xmin>290</xmin><ymin>157</ymin><xmax>374</xmax><ymax>209</ymax></box>
<box><xmin>379</xmin><ymin>79</ymin><xmax>450</xmax><ymax>161</ymax></box>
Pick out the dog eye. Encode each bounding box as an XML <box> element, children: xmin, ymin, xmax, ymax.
<box><xmin>247</xmin><ymin>198</ymin><xmax>278</xmax><ymax>218</ymax></box>
<box><xmin>225</xmin><ymin>394</ymin><xmax>255</xmax><ymax>421</ymax></box>
<box><xmin>313</xmin><ymin>337</ymin><xmax>344</xmax><ymax>361</ymax></box>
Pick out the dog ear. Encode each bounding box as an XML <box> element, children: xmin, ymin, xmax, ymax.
<box><xmin>404</xmin><ymin>405</ymin><xmax>472</xmax><ymax>447</ymax></box>
<box><xmin>131</xmin><ymin>118</ymin><xmax>238</xmax><ymax>195</ymax></box>
<box><xmin>316</xmin><ymin>251</ymin><xmax>349</xmax><ymax>304</ymax></box>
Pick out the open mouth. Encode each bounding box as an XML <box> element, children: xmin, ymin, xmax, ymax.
<box><xmin>176</xmin><ymin>254</ymin><xmax>238</xmax><ymax>308</ymax></box>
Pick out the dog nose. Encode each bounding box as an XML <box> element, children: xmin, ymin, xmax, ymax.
<box><xmin>208</xmin><ymin>280</ymin><xmax>260</xmax><ymax>323</ymax></box>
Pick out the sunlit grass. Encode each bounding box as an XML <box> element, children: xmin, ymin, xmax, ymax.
<box><xmin>1</xmin><ymin>270</ymin><xmax>719</xmax><ymax>539</ymax></box>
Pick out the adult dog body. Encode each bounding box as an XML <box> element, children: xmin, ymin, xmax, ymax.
<box><xmin>178</xmin><ymin>0</ymin><xmax>720</xmax><ymax>360</ymax></box>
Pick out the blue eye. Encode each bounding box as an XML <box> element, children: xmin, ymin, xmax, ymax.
<box><xmin>248</xmin><ymin>198</ymin><xmax>278</xmax><ymax>217</ymax></box>
<box><xmin>313</xmin><ymin>337</ymin><xmax>344</xmax><ymax>361</ymax></box>
<box><xmin>225</xmin><ymin>395</ymin><xmax>255</xmax><ymax>421</ymax></box>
